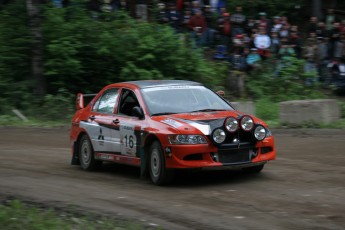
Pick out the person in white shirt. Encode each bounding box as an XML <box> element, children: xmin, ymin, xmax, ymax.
<box><xmin>254</xmin><ymin>27</ymin><xmax>271</xmax><ymax>59</ymax></box>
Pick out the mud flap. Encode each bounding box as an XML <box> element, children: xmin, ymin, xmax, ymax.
<box><xmin>71</xmin><ymin>142</ymin><xmax>80</xmax><ymax>165</ymax></box>
<box><xmin>140</xmin><ymin>146</ymin><xmax>148</xmax><ymax>178</ymax></box>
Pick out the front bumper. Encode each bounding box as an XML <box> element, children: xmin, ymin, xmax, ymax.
<box><xmin>164</xmin><ymin>136</ymin><xmax>276</xmax><ymax>169</ymax></box>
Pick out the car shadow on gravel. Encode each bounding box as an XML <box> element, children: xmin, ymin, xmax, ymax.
<box><xmin>171</xmin><ymin>169</ymin><xmax>267</xmax><ymax>187</ymax></box>
<box><xmin>93</xmin><ymin>163</ymin><xmax>267</xmax><ymax>187</ymax></box>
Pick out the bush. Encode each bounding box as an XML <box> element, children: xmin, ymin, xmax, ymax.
<box><xmin>255</xmin><ymin>98</ymin><xmax>279</xmax><ymax>121</ymax></box>
<box><xmin>246</xmin><ymin>57</ymin><xmax>324</xmax><ymax>102</ymax></box>
<box><xmin>42</xmin><ymin>7</ymin><xmax>226</xmax><ymax>94</ymax></box>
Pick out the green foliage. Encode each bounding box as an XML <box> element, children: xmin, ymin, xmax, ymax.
<box><xmin>246</xmin><ymin>57</ymin><xmax>324</xmax><ymax>102</ymax></box>
<box><xmin>255</xmin><ymin>98</ymin><xmax>279</xmax><ymax>121</ymax></box>
<box><xmin>38</xmin><ymin>88</ymin><xmax>74</xmax><ymax>121</ymax></box>
<box><xmin>0</xmin><ymin>200</ymin><xmax>147</xmax><ymax>230</ymax></box>
<box><xmin>0</xmin><ymin>1</ymin><xmax>31</xmax><ymax>113</ymax></box>
<box><xmin>42</xmin><ymin>7</ymin><xmax>222</xmax><ymax>94</ymax></box>
<box><xmin>0</xmin><ymin>2</ymin><xmax>225</xmax><ymax>121</ymax></box>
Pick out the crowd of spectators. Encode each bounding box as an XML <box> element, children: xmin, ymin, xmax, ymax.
<box><xmin>51</xmin><ymin>0</ymin><xmax>345</xmax><ymax>91</ymax></box>
<box><xmin>153</xmin><ymin>2</ymin><xmax>345</xmax><ymax>90</ymax></box>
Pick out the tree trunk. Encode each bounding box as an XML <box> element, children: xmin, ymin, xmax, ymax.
<box><xmin>311</xmin><ymin>0</ymin><xmax>323</xmax><ymax>20</ymax></box>
<box><xmin>26</xmin><ymin>0</ymin><xmax>45</xmax><ymax>97</ymax></box>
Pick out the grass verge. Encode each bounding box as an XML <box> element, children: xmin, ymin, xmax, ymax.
<box><xmin>0</xmin><ymin>200</ymin><xmax>153</xmax><ymax>230</ymax></box>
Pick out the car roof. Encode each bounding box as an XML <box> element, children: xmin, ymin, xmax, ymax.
<box><xmin>122</xmin><ymin>80</ymin><xmax>202</xmax><ymax>89</ymax></box>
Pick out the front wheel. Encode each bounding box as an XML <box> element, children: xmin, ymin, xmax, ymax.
<box><xmin>149</xmin><ymin>141</ymin><xmax>174</xmax><ymax>185</ymax></box>
<box><xmin>79</xmin><ymin>134</ymin><xmax>102</xmax><ymax>171</ymax></box>
<box><xmin>242</xmin><ymin>164</ymin><xmax>264</xmax><ymax>173</ymax></box>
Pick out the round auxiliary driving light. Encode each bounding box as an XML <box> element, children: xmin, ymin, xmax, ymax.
<box><xmin>212</xmin><ymin>128</ymin><xmax>226</xmax><ymax>144</ymax></box>
<box><xmin>224</xmin><ymin>117</ymin><xmax>239</xmax><ymax>133</ymax></box>
<box><xmin>240</xmin><ymin>115</ymin><xmax>254</xmax><ymax>131</ymax></box>
<box><xmin>254</xmin><ymin>125</ymin><xmax>266</xmax><ymax>141</ymax></box>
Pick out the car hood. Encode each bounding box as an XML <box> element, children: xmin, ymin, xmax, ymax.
<box><xmin>151</xmin><ymin>110</ymin><xmax>265</xmax><ymax>135</ymax></box>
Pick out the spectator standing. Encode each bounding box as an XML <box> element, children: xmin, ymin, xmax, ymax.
<box><xmin>232</xmin><ymin>34</ymin><xmax>245</xmax><ymax>50</ymax></box>
<box><xmin>246</xmin><ymin>48</ymin><xmax>261</xmax><ymax>71</ymax></box>
<box><xmin>188</xmin><ymin>9</ymin><xmax>208</xmax><ymax>47</ymax></box>
<box><xmin>203</xmin><ymin>5</ymin><xmax>217</xmax><ymax>47</ymax></box>
<box><xmin>230</xmin><ymin>6</ymin><xmax>246</xmax><ymax>37</ymax></box>
<box><xmin>340</xmin><ymin>19</ymin><xmax>345</xmax><ymax>34</ymax></box>
<box><xmin>289</xmin><ymin>26</ymin><xmax>302</xmax><ymax>59</ymax></box>
<box><xmin>329</xmin><ymin>22</ymin><xmax>342</xmax><ymax>59</ymax></box>
<box><xmin>325</xmin><ymin>8</ymin><xmax>336</xmax><ymax>31</ymax></box>
<box><xmin>191</xmin><ymin>1</ymin><xmax>201</xmax><ymax>15</ymax></box>
<box><xmin>280</xmin><ymin>16</ymin><xmax>289</xmax><ymax>26</ymax></box>
<box><xmin>318</xmin><ymin>37</ymin><xmax>331</xmax><ymax>83</ymax></box>
<box><xmin>217</xmin><ymin>12</ymin><xmax>231</xmax><ymax>48</ymax></box>
<box><xmin>167</xmin><ymin>3</ymin><xmax>181</xmax><ymax>32</ymax></box>
<box><xmin>271</xmin><ymin>16</ymin><xmax>282</xmax><ymax>33</ymax></box>
<box><xmin>254</xmin><ymin>27</ymin><xmax>271</xmax><ymax>59</ymax></box>
<box><xmin>303</xmin><ymin>38</ymin><xmax>319</xmax><ymax>84</ymax></box>
<box><xmin>315</xmin><ymin>22</ymin><xmax>328</xmax><ymax>38</ymax></box>
<box><xmin>333</xmin><ymin>34</ymin><xmax>345</xmax><ymax>61</ymax></box>
<box><xmin>245</xmin><ymin>17</ymin><xmax>257</xmax><ymax>37</ymax></box>
<box><xmin>278</xmin><ymin>38</ymin><xmax>295</xmax><ymax>60</ymax></box>
<box><xmin>270</xmin><ymin>31</ymin><xmax>280</xmax><ymax>56</ymax></box>
<box><xmin>279</xmin><ymin>23</ymin><xmax>290</xmax><ymax>39</ymax></box>
<box><xmin>258</xmin><ymin>12</ymin><xmax>271</xmax><ymax>33</ymax></box>
<box><xmin>181</xmin><ymin>8</ymin><xmax>192</xmax><ymax>32</ymax></box>
<box><xmin>276</xmin><ymin>38</ymin><xmax>295</xmax><ymax>76</ymax></box>
<box><xmin>136</xmin><ymin>0</ymin><xmax>147</xmax><ymax>21</ymax></box>
<box><xmin>157</xmin><ymin>2</ymin><xmax>168</xmax><ymax>24</ymax></box>
<box><xmin>229</xmin><ymin>49</ymin><xmax>247</xmax><ymax>98</ymax></box>
<box><xmin>307</xmin><ymin>16</ymin><xmax>318</xmax><ymax>34</ymax></box>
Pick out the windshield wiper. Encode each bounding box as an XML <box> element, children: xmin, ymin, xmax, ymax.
<box><xmin>189</xmin><ymin>109</ymin><xmax>226</xmax><ymax>113</ymax></box>
<box><xmin>151</xmin><ymin>112</ymin><xmax>178</xmax><ymax>116</ymax></box>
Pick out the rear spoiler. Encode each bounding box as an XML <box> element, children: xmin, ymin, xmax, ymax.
<box><xmin>76</xmin><ymin>93</ymin><xmax>97</xmax><ymax>110</ymax></box>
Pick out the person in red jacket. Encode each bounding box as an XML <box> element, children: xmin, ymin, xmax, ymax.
<box><xmin>217</xmin><ymin>12</ymin><xmax>231</xmax><ymax>47</ymax></box>
<box><xmin>188</xmin><ymin>9</ymin><xmax>208</xmax><ymax>48</ymax></box>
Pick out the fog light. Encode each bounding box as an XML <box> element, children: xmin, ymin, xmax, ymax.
<box><xmin>240</xmin><ymin>115</ymin><xmax>254</xmax><ymax>131</ymax></box>
<box><xmin>254</xmin><ymin>125</ymin><xmax>266</xmax><ymax>141</ymax></box>
<box><xmin>212</xmin><ymin>128</ymin><xmax>226</xmax><ymax>144</ymax></box>
<box><xmin>224</xmin><ymin>116</ymin><xmax>239</xmax><ymax>133</ymax></box>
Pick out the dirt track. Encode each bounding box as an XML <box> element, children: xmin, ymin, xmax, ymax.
<box><xmin>0</xmin><ymin>127</ymin><xmax>345</xmax><ymax>230</ymax></box>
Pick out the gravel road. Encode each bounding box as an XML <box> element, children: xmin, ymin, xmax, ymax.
<box><xmin>0</xmin><ymin>127</ymin><xmax>344</xmax><ymax>229</ymax></box>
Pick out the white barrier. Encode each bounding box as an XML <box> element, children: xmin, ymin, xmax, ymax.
<box><xmin>230</xmin><ymin>101</ymin><xmax>256</xmax><ymax>115</ymax></box>
<box><xmin>279</xmin><ymin>99</ymin><xmax>340</xmax><ymax>124</ymax></box>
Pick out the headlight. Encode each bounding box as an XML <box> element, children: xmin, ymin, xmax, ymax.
<box><xmin>212</xmin><ymin>128</ymin><xmax>226</xmax><ymax>144</ymax></box>
<box><xmin>168</xmin><ymin>135</ymin><xmax>207</xmax><ymax>145</ymax></box>
<box><xmin>266</xmin><ymin>128</ymin><xmax>272</xmax><ymax>137</ymax></box>
<box><xmin>254</xmin><ymin>125</ymin><xmax>266</xmax><ymax>141</ymax></box>
<box><xmin>240</xmin><ymin>115</ymin><xmax>254</xmax><ymax>131</ymax></box>
<box><xmin>224</xmin><ymin>117</ymin><xmax>239</xmax><ymax>133</ymax></box>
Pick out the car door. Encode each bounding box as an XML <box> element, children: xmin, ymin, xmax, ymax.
<box><xmin>113</xmin><ymin>88</ymin><xmax>145</xmax><ymax>158</ymax></box>
<box><xmin>85</xmin><ymin>88</ymin><xmax>121</xmax><ymax>153</ymax></box>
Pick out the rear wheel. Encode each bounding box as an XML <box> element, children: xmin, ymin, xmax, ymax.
<box><xmin>149</xmin><ymin>141</ymin><xmax>174</xmax><ymax>185</ymax></box>
<box><xmin>242</xmin><ymin>164</ymin><xmax>264</xmax><ymax>173</ymax></box>
<box><xmin>79</xmin><ymin>134</ymin><xmax>102</xmax><ymax>171</ymax></box>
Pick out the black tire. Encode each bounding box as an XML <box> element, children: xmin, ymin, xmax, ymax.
<box><xmin>149</xmin><ymin>141</ymin><xmax>174</xmax><ymax>185</ymax></box>
<box><xmin>79</xmin><ymin>134</ymin><xmax>102</xmax><ymax>171</ymax></box>
<box><xmin>242</xmin><ymin>164</ymin><xmax>264</xmax><ymax>173</ymax></box>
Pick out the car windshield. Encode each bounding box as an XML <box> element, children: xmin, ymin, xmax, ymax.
<box><xmin>141</xmin><ymin>85</ymin><xmax>233</xmax><ymax>115</ymax></box>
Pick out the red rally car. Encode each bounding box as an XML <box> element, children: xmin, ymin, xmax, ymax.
<box><xmin>70</xmin><ymin>80</ymin><xmax>276</xmax><ymax>185</ymax></box>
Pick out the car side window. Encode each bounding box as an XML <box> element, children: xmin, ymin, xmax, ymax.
<box><xmin>118</xmin><ymin>89</ymin><xmax>140</xmax><ymax>116</ymax></box>
<box><xmin>93</xmin><ymin>88</ymin><xmax>119</xmax><ymax>114</ymax></box>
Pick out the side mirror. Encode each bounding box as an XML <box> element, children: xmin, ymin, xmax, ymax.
<box><xmin>132</xmin><ymin>106</ymin><xmax>144</xmax><ymax>119</ymax></box>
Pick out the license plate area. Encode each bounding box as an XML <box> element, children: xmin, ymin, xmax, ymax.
<box><xmin>217</xmin><ymin>149</ymin><xmax>253</xmax><ymax>164</ymax></box>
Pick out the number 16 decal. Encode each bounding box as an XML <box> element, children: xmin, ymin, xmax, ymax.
<box><xmin>120</xmin><ymin>124</ymin><xmax>137</xmax><ymax>156</ymax></box>
<box><xmin>124</xmin><ymin>134</ymin><xmax>134</xmax><ymax>148</ymax></box>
